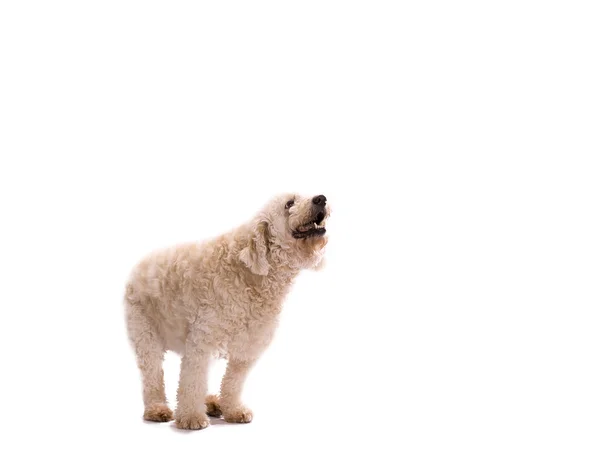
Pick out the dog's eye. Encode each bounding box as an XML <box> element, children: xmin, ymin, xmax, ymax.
<box><xmin>285</xmin><ymin>200</ymin><xmax>295</xmax><ymax>209</ymax></box>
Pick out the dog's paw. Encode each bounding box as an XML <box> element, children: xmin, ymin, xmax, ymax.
<box><xmin>223</xmin><ymin>406</ymin><xmax>253</xmax><ymax>423</ymax></box>
<box><xmin>143</xmin><ymin>404</ymin><xmax>174</xmax><ymax>422</ymax></box>
<box><xmin>205</xmin><ymin>394</ymin><xmax>222</xmax><ymax>417</ymax></box>
<box><xmin>175</xmin><ymin>412</ymin><xmax>210</xmax><ymax>430</ymax></box>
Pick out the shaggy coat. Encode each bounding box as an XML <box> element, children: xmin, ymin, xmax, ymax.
<box><xmin>125</xmin><ymin>193</ymin><xmax>329</xmax><ymax>429</ymax></box>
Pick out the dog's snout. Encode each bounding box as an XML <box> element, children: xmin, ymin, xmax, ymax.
<box><xmin>312</xmin><ymin>195</ymin><xmax>327</xmax><ymax>206</ymax></box>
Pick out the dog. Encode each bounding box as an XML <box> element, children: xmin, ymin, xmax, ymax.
<box><xmin>124</xmin><ymin>193</ymin><xmax>330</xmax><ymax>429</ymax></box>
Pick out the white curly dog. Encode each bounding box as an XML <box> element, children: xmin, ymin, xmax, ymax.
<box><xmin>125</xmin><ymin>193</ymin><xmax>330</xmax><ymax>430</ymax></box>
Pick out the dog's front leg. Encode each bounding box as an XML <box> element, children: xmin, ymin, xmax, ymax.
<box><xmin>220</xmin><ymin>358</ymin><xmax>256</xmax><ymax>423</ymax></box>
<box><xmin>175</xmin><ymin>343</ymin><xmax>210</xmax><ymax>430</ymax></box>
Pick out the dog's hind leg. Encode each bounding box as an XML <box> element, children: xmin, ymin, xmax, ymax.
<box><xmin>205</xmin><ymin>394</ymin><xmax>222</xmax><ymax>417</ymax></box>
<box><xmin>125</xmin><ymin>297</ymin><xmax>173</xmax><ymax>422</ymax></box>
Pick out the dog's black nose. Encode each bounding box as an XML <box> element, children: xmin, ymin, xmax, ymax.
<box><xmin>312</xmin><ymin>195</ymin><xmax>327</xmax><ymax>206</ymax></box>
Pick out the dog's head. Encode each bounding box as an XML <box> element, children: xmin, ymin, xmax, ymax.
<box><xmin>239</xmin><ymin>193</ymin><xmax>330</xmax><ymax>275</ymax></box>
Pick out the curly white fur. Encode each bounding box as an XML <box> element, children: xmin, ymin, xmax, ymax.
<box><xmin>125</xmin><ymin>193</ymin><xmax>329</xmax><ymax>429</ymax></box>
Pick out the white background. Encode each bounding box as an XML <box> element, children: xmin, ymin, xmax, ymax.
<box><xmin>1</xmin><ymin>1</ymin><xmax>598</xmax><ymax>448</ymax></box>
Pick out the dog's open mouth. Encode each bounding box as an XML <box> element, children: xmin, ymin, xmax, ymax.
<box><xmin>292</xmin><ymin>211</ymin><xmax>326</xmax><ymax>239</ymax></box>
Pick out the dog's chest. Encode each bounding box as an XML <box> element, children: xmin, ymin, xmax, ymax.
<box><xmin>218</xmin><ymin>284</ymin><xmax>287</xmax><ymax>356</ymax></box>
<box><xmin>225</xmin><ymin>311</ymin><xmax>279</xmax><ymax>359</ymax></box>
<box><xmin>220</xmin><ymin>286</ymin><xmax>285</xmax><ymax>324</ymax></box>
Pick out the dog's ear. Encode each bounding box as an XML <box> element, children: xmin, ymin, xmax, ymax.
<box><xmin>239</xmin><ymin>220</ymin><xmax>270</xmax><ymax>276</ymax></box>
